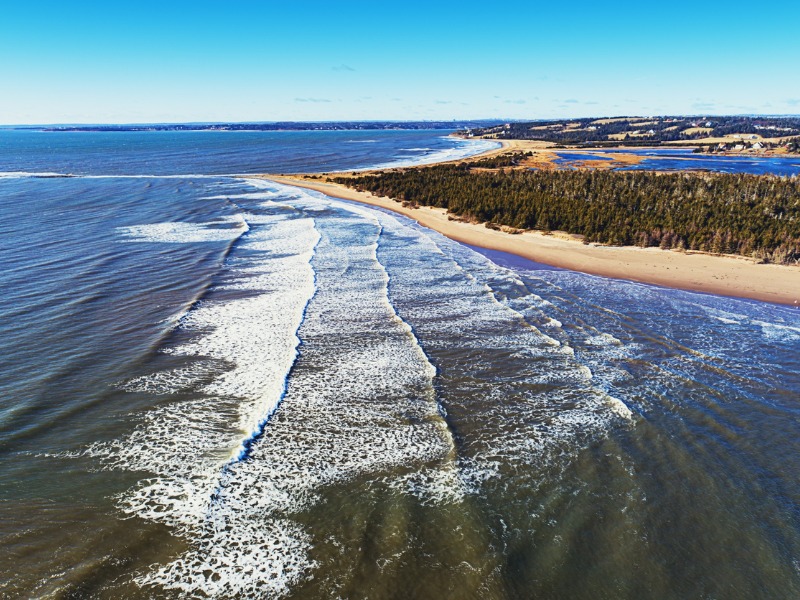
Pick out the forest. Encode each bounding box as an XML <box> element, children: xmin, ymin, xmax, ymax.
<box><xmin>334</xmin><ymin>164</ymin><xmax>800</xmax><ymax>264</ymax></box>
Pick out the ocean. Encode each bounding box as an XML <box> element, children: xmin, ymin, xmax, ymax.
<box><xmin>1</xmin><ymin>130</ymin><xmax>799</xmax><ymax>599</ymax></box>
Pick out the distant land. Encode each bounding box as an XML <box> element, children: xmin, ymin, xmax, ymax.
<box><xmin>11</xmin><ymin>116</ymin><xmax>799</xmax><ymax>154</ymax></box>
<box><xmin>9</xmin><ymin>120</ymin><xmax>504</xmax><ymax>132</ymax></box>
<box><xmin>463</xmin><ymin>115</ymin><xmax>800</xmax><ymax>153</ymax></box>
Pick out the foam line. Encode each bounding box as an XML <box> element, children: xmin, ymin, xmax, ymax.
<box><xmin>361</xmin><ymin>138</ymin><xmax>500</xmax><ymax>170</ymax></box>
<box><xmin>83</xmin><ymin>196</ymin><xmax>322</xmax><ymax>595</ymax></box>
<box><xmin>116</xmin><ymin>215</ymin><xmax>249</xmax><ymax>243</ymax></box>
<box><xmin>229</xmin><ymin>225</ymin><xmax>321</xmax><ymax>464</ymax></box>
<box><xmin>79</xmin><ymin>177</ymin><xmax>640</xmax><ymax>597</ymax></box>
<box><xmin>133</xmin><ymin>186</ymin><xmax>462</xmax><ymax>596</ymax></box>
<box><xmin>363</xmin><ymin>204</ymin><xmax>635</xmax><ymax>491</ymax></box>
<box><xmin>0</xmin><ymin>171</ymin><xmax>74</xmax><ymax>178</ymax></box>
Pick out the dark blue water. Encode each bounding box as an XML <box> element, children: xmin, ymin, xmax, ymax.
<box><xmin>553</xmin><ymin>152</ymin><xmax>609</xmax><ymax>163</ymax></box>
<box><xmin>0</xmin><ymin>129</ymin><xmax>496</xmax><ymax>175</ymax></box>
<box><xmin>555</xmin><ymin>147</ymin><xmax>800</xmax><ymax>175</ymax></box>
<box><xmin>1</xmin><ymin>131</ymin><xmax>798</xmax><ymax>599</ymax></box>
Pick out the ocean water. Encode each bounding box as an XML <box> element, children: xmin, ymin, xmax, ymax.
<box><xmin>1</xmin><ymin>131</ymin><xmax>799</xmax><ymax>599</ymax></box>
<box><xmin>0</xmin><ymin>129</ymin><xmax>497</xmax><ymax>176</ymax></box>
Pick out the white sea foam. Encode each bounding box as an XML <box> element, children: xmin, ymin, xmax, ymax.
<box><xmin>139</xmin><ymin>516</ymin><xmax>314</xmax><ymax>598</ymax></box>
<box><xmin>753</xmin><ymin>320</ymin><xmax>800</xmax><ymax>341</ymax></box>
<box><xmin>585</xmin><ymin>333</ymin><xmax>624</xmax><ymax>347</ymax></box>
<box><xmin>116</xmin><ymin>216</ymin><xmax>248</xmax><ymax>243</ymax></box>
<box><xmin>606</xmin><ymin>396</ymin><xmax>634</xmax><ymax>419</ymax></box>
<box><xmin>85</xmin><ymin>182</ymin><xmax>472</xmax><ymax>597</ymax></box>
<box><xmin>713</xmin><ymin>316</ymin><xmax>741</xmax><ymax>325</ymax></box>
<box><xmin>432</xmin><ymin>242</ymin><xmax>646</xmax><ymax>392</ymax></box>
<box><xmin>87</xmin><ymin>396</ymin><xmax>239</xmax><ymax>526</ymax></box>
<box><xmin>86</xmin><ymin>177</ymin><xmax>641</xmax><ymax>597</ymax></box>
<box><xmin>133</xmin><ymin>189</ymin><xmax>463</xmax><ymax>596</ymax></box>
<box><xmin>79</xmin><ymin>188</ymin><xmax>321</xmax><ymax>596</ymax></box>
<box><xmin>357</xmin><ymin>138</ymin><xmax>500</xmax><ymax>170</ymax></box>
<box><xmin>0</xmin><ymin>171</ymin><xmax>72</xmax><ymax>178</ymax></box>
<box><xmin>367</xmin><ymin>206</ymin><xmax>634</xmax><ymax>489</ymax></box>
<box><xmin>116</xmin><ymin>360</ymin><xmax>222</xmax><ymax>394</ymax></box>
<box><xmin>383</xmin><ymin>465</ymin><xmax>466</xmax><ymax>506</ymax></box>
<box><xmin>166</xmin><ymin>215</ymin><xmax>319</xmax><ymax>437</ymax></box>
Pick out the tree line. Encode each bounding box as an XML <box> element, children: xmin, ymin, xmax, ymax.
<box><xmin>468</xmin><ymin>151</ymin><xmax>533</xmax><ymax>168</ymax></box>
<box><xmin>334</xmin><ymin>165</ymin><xmax>800</xmax><ymax>264</ymax></box>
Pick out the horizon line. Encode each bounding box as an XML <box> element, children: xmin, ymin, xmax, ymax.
<box><xmin>3</xmin><ymin>113</ymin><xmax>800</xmax><ymax>129</ymax></box>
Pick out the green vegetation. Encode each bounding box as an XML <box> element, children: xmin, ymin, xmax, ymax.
<box><xmin>468</xmin><ymin>151</ymin><xmax>532</xmax><ymax>168</ymax></box>
<box><xmin>334</xmin><ymin>165</ymin><xmax>800</xmax><ymax>264</ymax></box>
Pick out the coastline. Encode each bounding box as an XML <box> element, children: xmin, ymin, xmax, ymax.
<box><xmin>259</xmin><ymin>174</ymin><xmax>800</xmax><ymax>307</ymax></box>
<box><xmin>461</xmin><ymin>137</ymin><xmax>798</xmax><ymax>166</ymax></box>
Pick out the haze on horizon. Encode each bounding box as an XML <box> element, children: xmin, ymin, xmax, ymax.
<box><xmin>2</xmin><ymin>0</ymin><xmax>799</xmax><ymax>125</ymax></box>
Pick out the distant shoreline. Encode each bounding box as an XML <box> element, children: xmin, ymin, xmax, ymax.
<box><xmin>460</xmin><ymin>138</ymin><xmax>799</xmax><ymax>170</ymax></box>
<box><xmin>3</xmin><ymin>121</ymin><xmax>504</xmax><ymax>133</ymax></box>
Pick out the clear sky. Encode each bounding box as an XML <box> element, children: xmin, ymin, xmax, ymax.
<box><xmin>2</xmin><ymin>1</ymin><xmax>799</xmax><ymax>124</ymax></box>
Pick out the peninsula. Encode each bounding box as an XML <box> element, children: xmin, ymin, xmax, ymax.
<box><xmin>260</xmin><ymin>139</ymin><xmax>800</xmax><ymax>306</ymax></box>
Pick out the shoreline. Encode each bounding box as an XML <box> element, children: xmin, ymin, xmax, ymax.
<box><xmin>460</xmin><ymin>136</ymin><xmax>799</xmax><ymax>167</ymax></box>
<box><xmin>258</xmin><ymin>174</ymin><xmax>800</xmax><ymax>307</ymax></box>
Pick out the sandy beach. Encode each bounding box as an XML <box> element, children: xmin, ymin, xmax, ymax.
<box><xmin>452</xmin><ymin>138</ymin><xmax>647</xmax><ymax>170</ymax></box>
<box><xmin>261</xmin><ymin>174</ymin><xmax>800</xmax><ymax>306</ymax></box>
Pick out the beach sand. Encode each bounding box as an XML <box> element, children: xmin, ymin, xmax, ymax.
<box><xmin>259</xmin><ymin>174</ymin><xmax>800</xmax><ymax>307</ymax></box>
<box><xmin>452</xmin><ymin>139</ymin><xmax>646</xmax><ymax>170</ymax></box>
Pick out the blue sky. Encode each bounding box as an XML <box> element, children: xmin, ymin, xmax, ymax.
<box><xmin>2</xmin><ymin>1</ymin><xmax>798</xmax><ymax>124</ymax></box>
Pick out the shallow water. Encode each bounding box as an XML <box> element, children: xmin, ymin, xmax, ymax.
<box><xmin>1</xmin><ymin>132</ymin><xmax>799</xmax><ymax>598</ymax></box>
